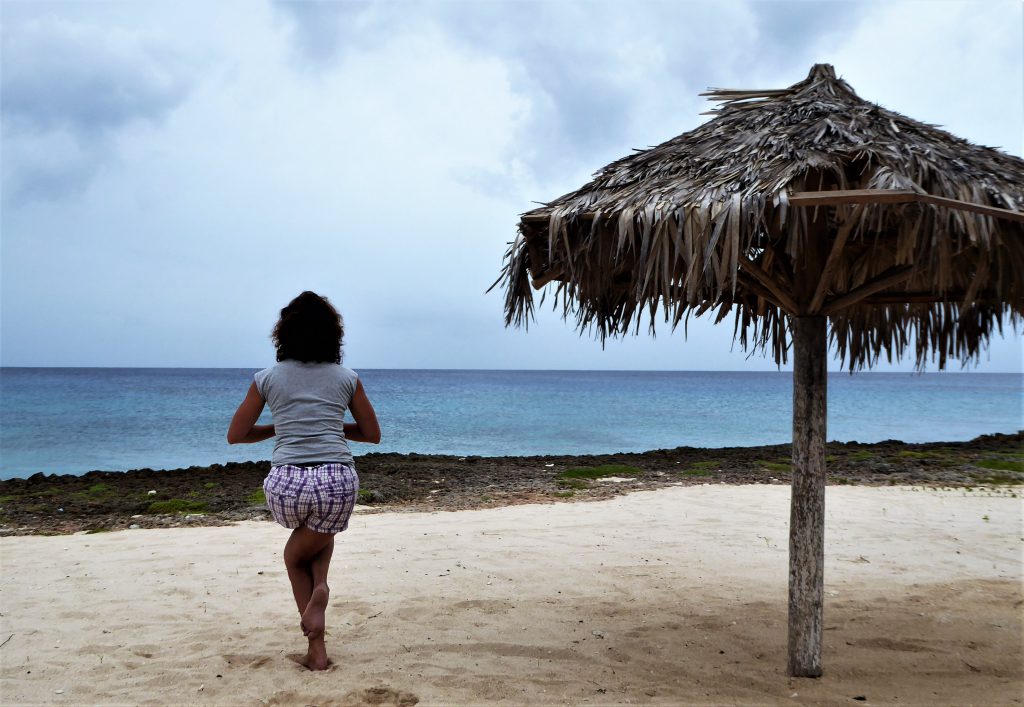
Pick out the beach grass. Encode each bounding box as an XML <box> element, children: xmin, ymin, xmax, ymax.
<box><xmin>896</xmin><ymin>450</ymin><xmax>936</xmax><ymax>459</ymax></box>
<box><xmin>757</xmin><ymin>460</ymin><xmax>792</xmax><ymax>473</ymax></box>
<box><xmin>847</xmin><ymin>450</ymin><xmax>874</xmax><ymax>462</ymax></box>
<box><xmin>245</xmin><ymin>489</ymin><xmax>266</xmax><ymax>505</ymax></box>
<box><xmin>70</xmin><ymin>483</ymin><xmax>113</xmax><ymax>501</ymax></box>
<box><xmin>357</xmin><ymin>489</ymin><xmax>380</xmax><ymax>504</ymax></box>
<box><xmin>894</xmin><ymin>450</ymin><xmax>958</xmax><ymax>465</ymax></box>
<box><xmin>680</xmin><ymin>460</ymin><xmax>718</xmax><ymax>476</ymax></box>
<box><xmin>975</xmin><ymin>459</ymin><xmax>1024</xmax><ymax>473</ymax></box>
<box><xmin>556</xmin><ymin>478</ymin><xmax>590</xmax><ymax>489</ymax></box>
<box><xmin>557</xmin><ymin>464</ymin><xmax>643</xmax><ymax>480</ymax></box>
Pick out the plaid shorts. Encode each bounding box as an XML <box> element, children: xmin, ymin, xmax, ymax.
<box><xmin>263</xmin><ymin>463</ymin><xmax>359</xmax><ymax>534</ymax></box>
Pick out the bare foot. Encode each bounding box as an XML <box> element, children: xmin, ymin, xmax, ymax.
<box><xmin>288</xmin><ymin>650</ymin><xmax>332</xmax><ymax>672</ymax></box>
<box><xmin>300</xmin><ymin>583</ymin><xmax>329</xmax><ymax>639</ymax></box>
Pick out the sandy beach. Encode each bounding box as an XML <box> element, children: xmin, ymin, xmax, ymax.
<box><xmin>1</xmin><ymin>484</ymin><xmax>1021</xmax><ymax>706</ymax></box>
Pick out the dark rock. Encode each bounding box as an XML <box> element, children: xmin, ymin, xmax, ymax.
<box><xmin>0</xmin><ymin>432</ymin><xmax>1020</xmax><ymax>535</ymax></box>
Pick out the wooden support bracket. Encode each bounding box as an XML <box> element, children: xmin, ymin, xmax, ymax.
<box><xmin>820</xmin><ymin>266</ymin><xmax>916</xmax><ymax>314</ymax></box>
<box><xmin>809</xmin><ymin>205</ymin><xmax>864</xmax><ymax>314</ymax></box>
<box><xmin>736</xmin><ymin>271</ymin><xmax>785</xmax><ymax>310</ymax></box>
<box><xmin>738</xmin><ymin>257</ymin><xmax>800</xmax><ymax>314</ymax></box>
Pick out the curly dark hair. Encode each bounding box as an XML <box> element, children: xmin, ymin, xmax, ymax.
<box><xmin>272</xmin><ymin>291</ymin><xmax>344</xmax><ymax>364</ymax></box>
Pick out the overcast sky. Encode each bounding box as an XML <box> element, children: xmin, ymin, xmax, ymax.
<box><xmin>2</xmin><ymin>0</ymin><xmax>1021</xmax><ymax>372</ymax></box>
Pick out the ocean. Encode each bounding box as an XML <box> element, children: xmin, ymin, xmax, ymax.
<box><xmin>0</xmin><ymin>368</ymin><xmax>1020</xmax><ymax>480</ymax></box>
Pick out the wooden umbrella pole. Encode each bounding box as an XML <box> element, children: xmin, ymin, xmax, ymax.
<box><xmin>788</xmin><ymin>315</ymin><xmax>827</xmax><ymax>677</ymax></box>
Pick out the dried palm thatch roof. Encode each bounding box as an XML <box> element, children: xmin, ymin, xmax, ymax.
<box><xmin>497</xmin><ymin>64</ymin><xmax>1024</xmax><ymax>369</ymax></box>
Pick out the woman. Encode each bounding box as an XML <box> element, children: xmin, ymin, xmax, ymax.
<box><xmin>228</xmin><ymin>291</ymin><xmax>380</xmax><ymax>671</ymax></box>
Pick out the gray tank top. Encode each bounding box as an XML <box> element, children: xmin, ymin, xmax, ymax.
<box><xmin>254</xmin><ymin>361</ymin><xmax>359</xmax><ymax>466</ymax></box>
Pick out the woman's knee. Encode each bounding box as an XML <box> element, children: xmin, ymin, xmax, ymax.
<box><xmin>283</xmin><ymin>546</ymin><xmax>305</xmax><ymax>570</ymax></box>
<box><xmin>284</xmin><ymin>526</ymin><xmax>334</xmax><ymax>568</ymax></box>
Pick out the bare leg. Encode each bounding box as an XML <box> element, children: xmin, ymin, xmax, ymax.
<box><xmin>300</xmin><ymin>539</ymin><xmax>334</xmax><ymax>639</ymax></box>
<box><xmin>283</xmin><ymin>527</ymin><xmax>335</xmax><ymax>671</ymax></box>
<box><xmin>310</xmin><ymin>537</ymin><xmax>334</xmax><ymax>589</ymax></box>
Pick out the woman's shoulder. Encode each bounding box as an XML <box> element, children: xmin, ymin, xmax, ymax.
<box><xmin>323</xmin><ymin>365</ymin><xmax>358</xmax><ymax>388</ymax></box>
<box><xmin>256</xmin><ymin>360</ymin><xmax>291</xmax><ymax>377</ymax></box>
<box><xmin>253</xmin><ymin>363</ymin><xmax>280</xmax><ymax>397</ymax></box>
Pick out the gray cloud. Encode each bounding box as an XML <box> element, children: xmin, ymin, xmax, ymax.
<box><xmin>270</xmin><ymin>2</ymin><xmax>668</xmax><ymax>176</ymax></box>
<box><xmin>271</xmin><ymin>1</ymin><xmax>874</xmax><ymax>189</ymax></box>
<box><xmin>1</xmin><ymin>14</ymin><xmax>194</xmax><ymax>202</ymax></box>
<box><xmin>1</xmin><ymin>127</ymin><xmax>103</xmax><ymax>202</ymax></box>
<box><xmin>748</xmin><ymin>1</ymin><xmax>868</xmax><ymax>66</ymax></box>
<box><xmin>2</xmin><ymin>0</ymin><xmax>1017</xmax><ymax>373</ymax></box>
<box><xmin>272</xmin><ymin>0</ymin><xmax>378</xmax><ymax>66</ymax></box>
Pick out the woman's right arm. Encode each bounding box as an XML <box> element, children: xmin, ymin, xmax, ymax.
<box><xmin>227</xmin><ymin>382</ymin><xmax>275</xmax><ymax>444</ymax></box>
<box><xmin>344</xmin><ymin>379</ymin><xmax>381</xmax><ymax>444</ymax></box>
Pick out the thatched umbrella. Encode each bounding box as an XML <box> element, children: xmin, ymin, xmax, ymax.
<box><xmin>496</xmin><ymin>64</ymin><xmax>1024</xmax><ymax>677</ymax></box>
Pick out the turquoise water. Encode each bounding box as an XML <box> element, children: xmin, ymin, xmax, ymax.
<box><xmin>0</xmin><ymin>368</ymin><xmax>1020</xmax><ymax>479</ymax></box>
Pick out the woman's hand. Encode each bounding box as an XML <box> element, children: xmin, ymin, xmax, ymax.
<box><xmin>227</xmin><ymin>382</ymin><xmax>275</xmax><ymax>444</ymax></box>
<box><xmin>344</xmin><ymin>379</ymin><xmax>381</xmax><ymax>444</ymax></box>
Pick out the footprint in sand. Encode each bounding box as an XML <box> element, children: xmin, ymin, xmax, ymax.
<box><xmin>267</xmin><ymin>686</ymin><xmax>419</xmax><ymax>706</ymax></box>
<box><xmin>221</xmin><ymin>653</ymin><xmax>272</xmax><ymax>668</ymax></box>
<box><xmin>342</xmin><ymin>687</ymin><xmax>420</xmax><ymax>706</ymax></box>
<box><xmin>130</xmin><ymin>645</ymin><xmax>160</xmax><ymax>659</ymax></box>
<box><xmin>449</xmin><ymin>599</ymin><xmax>513</xmax><ymax>615</ymax></box>
<box><xmin>853</xmin><ymin>637</ymin><xmax>936</xmax><ymax>653</ymax></box>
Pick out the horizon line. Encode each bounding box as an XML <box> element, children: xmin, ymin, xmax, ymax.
<box><xmin>0</xmin><ymin>365</ymin><xmax>1021</xmax><ymax>375</ymax></box>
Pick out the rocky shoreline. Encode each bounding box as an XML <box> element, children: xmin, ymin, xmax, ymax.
<box><xmin>1</xmin><ymin>432</ymin><xmax>1020</xmax><ymax>536</ymax></box>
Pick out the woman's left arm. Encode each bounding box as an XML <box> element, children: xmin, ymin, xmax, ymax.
<box><xmin>343</xmin><ymin>379</ymin><xmax>381</xmax><ymax>444</ymax></box>
<box><xmin>227</xmin><ymin>382</ymin><xmax>275</xmax><ymax>444</ymax></box>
